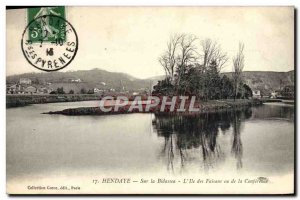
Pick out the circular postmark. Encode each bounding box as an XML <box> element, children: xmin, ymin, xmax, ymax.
<box><xmin>21</xmin><ymin>15</ymin><xmax>78</xmax><ymax>72</ymax></box>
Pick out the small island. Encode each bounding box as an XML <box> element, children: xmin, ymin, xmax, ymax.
<box><xmin>43</xmin><ymin>98</ymin><xmax>262</xmax><ymax>116</ymax></box>
<box><xmin>44</xmin><ymin>35</ymin><xmax>265</xmax><ymax>116</ymax></box>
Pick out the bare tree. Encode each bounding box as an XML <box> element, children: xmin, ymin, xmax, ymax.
<box><xmin>200</xmin><ymin>39</ymin><xmax>228</xmax><ymax>72</ymax></box>
<box><xmin>178</xmin><ymin>34</ymin><xmax>198</xmax><ymax>66</ymax></box>
<box><xmin>214</xmin><ymin>48</ymin><xmax>228</xmax><ymax>72</ymax></box>
<box><xmin>232</xmin><ymin>42</ymin><xmax>245</xmax><ymax>101</ymax></box>
<box><xmin>201</xmin><ymin>39</ymin><xmax>216</xmax><ymax>68</ymax></box>
<box><xmin>158</xmin><ymin>34</ymin><xmax>199</xmax><ymax>96</ymax></box>
<box><xmin>158</xmin><ymin>34</ymin><xmax>183</xmax><ymax>83</ymax></box>
<box><xmin>175</xmin><ymin>34</ymin><xmax>198</xmax><ymax>87</ymax></box>
<box><xmin>158</xmin><ymin>54</ymin><xmax>170</xmax><ymax>77</ymax></box>
<box><xmin>158</xmin><ymin>35</ymin><xmax>230</xmax><ymax>97</ymax></box>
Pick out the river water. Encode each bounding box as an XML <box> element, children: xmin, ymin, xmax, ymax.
<box><xmin>6</xmin><ymin>101</ymin><xmax>294</xmax><ymax>194</ymax></box>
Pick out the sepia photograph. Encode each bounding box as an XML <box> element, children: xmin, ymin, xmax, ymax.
<box><xmin>6</xmin><ymin>6</ymin><xmax>295</xmax><ymax>195</ymax></box>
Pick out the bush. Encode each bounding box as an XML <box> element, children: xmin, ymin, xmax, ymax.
<box><xmin>80</xmin><ymin>88</ymin><xmax>87</xmax><ymax>94</ymax></box>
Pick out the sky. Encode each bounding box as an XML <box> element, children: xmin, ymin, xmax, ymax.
<box><xmin>6</xmin><ymin>7</ymin><xmax>294</xmax><ymax>79</ymax></box>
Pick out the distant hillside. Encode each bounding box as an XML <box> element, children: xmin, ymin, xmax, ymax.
<box><xmin>149</xmin><ymin>70</ymin><xmax>294</xmax><ymax>95</ymax></box>
<box><xmin>6</xmin><ymin>69</ymin><xmax>294</xmax><ymax>95</ymax></box>
<box><xmin>146</xmin><ymin>75</ymin><xmax>166</xmax><ymax>84</ymax></box>
<box><xmin>222</xmin><ymin>70</ymin><xmax>294</xmax><ymax>95</ymax></box>
<box><xmin>6</xmin><ymin>68</ymin><xmax>153</xmax><ymax>93</ymax></box>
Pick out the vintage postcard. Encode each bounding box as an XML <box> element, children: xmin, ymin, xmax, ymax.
<box><xmin>6</xmin><ymin>6</ymin><xmax>295</xmax><ymax>194</ymax></box>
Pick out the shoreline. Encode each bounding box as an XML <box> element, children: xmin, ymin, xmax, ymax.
<box><xmin>6</xmin><ymin>94</ymin><xmax>102</xmax><ymax>108</ymax></box>
<box><xmin>43</xmin><ymin>99</ymin><xmax>263</xmax><ymax>116</ymax></box>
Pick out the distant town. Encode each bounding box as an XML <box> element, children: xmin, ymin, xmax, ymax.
<box><xmin>6</xmin><ymin>75</ymin><xmax>294</xmax><ymax>100</ymax></box>
<box><xmin>6</xmin><ymin>77</ymin><xmax>150</xmax><ymax>96</ymax></box>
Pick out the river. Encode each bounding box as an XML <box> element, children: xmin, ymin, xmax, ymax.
<box><xmin>6</xmin><ymin>101</ymin><xmax>294</xmax><ymax>194</ymax></box>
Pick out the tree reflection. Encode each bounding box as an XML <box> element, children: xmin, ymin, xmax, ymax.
<box><xmin>152</xmin><ymin>108</ymin><xmax>252</xmax><ymax>174</ymax></box>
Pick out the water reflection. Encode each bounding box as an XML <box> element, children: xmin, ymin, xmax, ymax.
<box><xmin>6</xmin><ymin>102</ymin><xmax>294</xmax><ymax>183</ymax></box>
<box><xmin>232</xmin><ymin>112</ymin><xmax>243</xmax><ymax>169</ymax></box>
<box><xmin>152</xmin><ymin>104</ymin><xmax>294</xmax><ymax>174</ymax></box>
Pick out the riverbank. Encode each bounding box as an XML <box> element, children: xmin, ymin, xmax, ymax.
<box><xmin>44</xmin><ymin>99</ymin><xmax>262</xmax><ymax>116</ymax></box>
<box><xmin>6</xmin><ymin>94</ymin><xmax>102</xmax><ymax>108</ymax></box>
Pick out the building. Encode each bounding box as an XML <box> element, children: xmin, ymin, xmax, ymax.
<box><xmin>270</xmin><ymin>91</ymin><xmax>279</xmax><ymax>99</ymax></box>
<box><xmin>7</xmin><ymin>84</ymin><xmax>23</xmax><ymax>94</ymax></box>
<box><xmin>252</xmin><ymin>90</ymin><xmax>261</xmax><ymax>99</ymax></box>
<box><xmin>94</xmin><ymin>88</ymin><xmax>104</xmax><ymax>93</ymax></box>
<box><xmin>19</xmin><ymin>78</ymin><xmax>32</xmax><ymax>85</ymax></box>
<box><xmin>37</xmin><ymin>87</ymin><xmax>52</xmax><ymax>94</ymax></box>
<box><xmin>24</xmin><ymin>86</ymin><xmax>37</xmax><ymax>94</ymax></box>
<box><xmin>71</xmin><ymin>78</ymin><xmax>82</xmax><ymax>83</ymax></box>
<box><xmin>7</xmin><ymin>84</ymin><xmax>17</xmax><ymax>94</ymax></box>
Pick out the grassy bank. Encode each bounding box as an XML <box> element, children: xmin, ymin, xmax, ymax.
<box><xmin>44</xmin><ymin>99</ymin><xmax>262</xmax><ymax>116</ymax></box>
<box><xmin>6</xmin><ymin>94</ymin><xmax>102</xmax><ymax>108</ymax></box>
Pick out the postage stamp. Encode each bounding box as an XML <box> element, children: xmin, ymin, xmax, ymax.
<box><xmin>27</xmin><ymin>7</ymin><xmax>66</xmax><ymax>43</ymax></box>
<box><xmin>21</xmin><ymin>7</ymin><xmax>78</xmax><ymax>72</ymax></box>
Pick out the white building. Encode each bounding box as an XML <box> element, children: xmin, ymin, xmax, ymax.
<box><xmin>71</xmin><ymin>78</ymin><xmax>82</xmax><ymax>83</ymax></box>
<box><xmin>19</xmin><ymin>78</ymin><xmax>32</xmax><ymax>85</ymax></box>
<box><xmin>37</xmin><ymin>87</ymin><xmax>52</xmax><ymax>94</ymax></box>
<box><xmin>24</xmin><ymin>86</ymin><xmax>37</xmax><ymax>94</ymax></box>
<box><xmin>271</xmin><ymin>91</ymin><xmax>278</xmax><ymax>99</ymax></box>
<box><xmin>94</xmin><ymin>88</ymin><xmax>104</xmax><ymax>93</ymax></box>
<box><xmin>252</xmin><ymin>90</ymin><xmax>261</xmax><ymax>99</ymax></box>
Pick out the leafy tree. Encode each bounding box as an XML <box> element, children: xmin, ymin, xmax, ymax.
<box><xmin>206</xmin><ymin>60</ymin><xmax>222</xmax><ymax>99</ymax></box>
<box><xmin>152</xmin><ymin>78</ymin><xmax>173</xmax><ymax>96</ymax></box>
<box><xmin>242</xmin><ymin>84</ymin><xmax>252</xmax><ymax>99</ymax></box>
<box><xmin>69</xmin><ymin>89</ymin><xmax>75</xmax><ymax>94</ymax></box>
<box><xmin>220</xmin><ymin>75</ymin><xmax>234</xmax><ymax>99</ymax></box>
<box><xmin>56</xmin><ymin>87</ymin><xmax>65</xmax><ymax>94</ymax></box>
<box><xmin>87</xmin><ymin>89</ymin><xmax>94</xmax><ymax>94</ymax></box>
<box><xmin>80</xmin><ymin>88</ymin><xmax>87</xmax><ymax>94</ymax></box>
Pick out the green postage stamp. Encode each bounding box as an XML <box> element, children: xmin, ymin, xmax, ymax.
<box><xmin>27</xmin><ymin>7</ymin><xmax>66</xmax><ymax>43</ymax></box>
<box><xmin>22</xmin><ymin>6</ymin><xmax>78</xmax><ymax>71</ymax></box>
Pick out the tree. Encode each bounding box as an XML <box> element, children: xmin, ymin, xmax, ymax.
<box><xmin>155</xmin><ymin>34</ymin><xmax>241</xmax><ymax>101</ymax></box>
<box><xmin>158</xmin><ymin>34</ymin><xmax>198</xmax><ymax>92</ymax></box>
<box><xmin>198</xmin><ymin>39</ymin><xmax>228</xmax><ymax>100</ymax></box>
<box><xmin>158</xmin><ymin>34</ymin><xmax>183</xmax><ymax>83</ymax></box>
<box><xmin>152</xmin><ymin>78</ymin><xmax>173</xmax><ymax>96</ymax></box>
<box><xmin>242</xmin><ymin>84</ymin><xmax>252</xmax><ymax>99</ymax></box>
<box><xmin>69</xmin><ymin>89</ymin><xmax>74</xmax><ymax>94</ymax></box>
<box><xmin>56</xmin><ymin>87</ymin><xmax>65</xmax><ymax>94</ymax></box>
<box><xmin>80</xmin><ymin>88</ymin><xmax>87</xmax><ymax>94</ymax></box>
<box><xmin>200</xmin><ymin>38</ymin><xmax>228</xmax><ymax>72</ymax></box>
<box><xmin>87</xmin><ymin>89</ymin><xmax>94</xmax><ymax>94</ymax></box>
<box><xmin>220</xmin><ymin>75</ymin><xmax>234</xmax><ymax>99</ymax></box>
<box><xmin>232</xmin><ymin>43</ymin><xmax>245</xmax><ymax>101</ymax></box>
<box><xmin>206</xmin><ymin>60</ymin><xmax>222</xmax><ymax>99</ymax></box>
<box><xmin>175</xmin><ymin>34</ymin><xmax>198</xmax><ymax>90</ymax></box>
<box><xmin>175</xmin><ymin>64</ymin><xmax>197</xmax><ymax>95</ymax></box>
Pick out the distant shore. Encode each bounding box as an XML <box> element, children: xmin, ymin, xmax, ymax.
<box><xmin>6</xmin><ymin>94</ymin><xmax>102</xmax><ymax>108</ymax></box>
<box><xmin>43</xmin><ymin>99</ymin><xmax>263</xmax><ymax>116</ymax></box>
